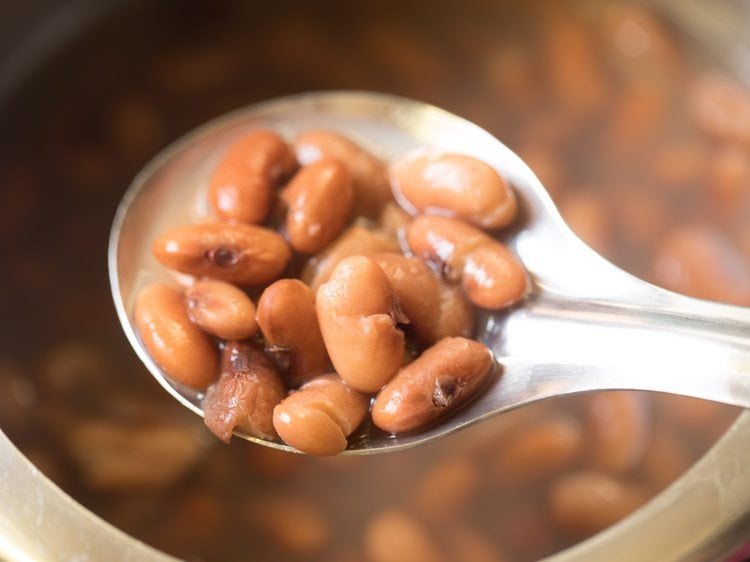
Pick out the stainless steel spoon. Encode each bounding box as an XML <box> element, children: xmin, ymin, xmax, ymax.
<box><xmin>109</xmin><ymin>90</ymin><xmax>750</xmax><ymax>455</ymax></box>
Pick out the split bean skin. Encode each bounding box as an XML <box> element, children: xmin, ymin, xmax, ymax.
<box><xmin>152</xmin><ymin>222</ymin><xmax>291</xmax><ymax>287</ymax></box>
<box><xmin>281</xmin><ymin>158</ymin><xmax>354</xmax><ymax>254</ymax></box>
<box><xmin>295</xmin><ymin>130</ymin><xmax>393</xmax><ymax>217</ymax></box>
<box><xmin>407</xmin><ymin>215</ymin><xmax>528</xmax><ymax>309</ymax></box>
<box><xmin>316</xmin><ymin>255</ymin><xmax>406</xmax><ymax>393</ymax></box>
<box><xmin>256</xmin><ymin>279</ymin><xmax>330</xmax><ymax>387</ymax></box>
<box><xmin>272</xmin><ymin>374</ymin><xmax>369</xmax><ymax>455</ymax></box>
<box><xmin>390</xmin><ymin>149</ymin><xmax>518</xmax><ymax>230</ymax></box>
<box><xmin>372</xmin><ymin>337</ymin><xmax>494</xmax><ymax>433</ymax></box>
<box><xmin>202</xmin><ymin>340</ymin><xmax>286</xmax><ymax>443</ymax></box>
<box><xmin>134</xmin><ymin>282</ymin><xmax>219</xmax><ymax>390</ymax></box>
<box><xmin>301</xmin><ymin>224</ymin><xmax>399</xmax><ymax>291</ymax></box>
<box><xmin>208</xmin><ymin>129</ymin><xmax>297</xmax><ymax>224</ymax></box>
<box><xmin>185</xmin><ymin>280</ymin><xmax>258</xmax><ymax>341</ymax></box>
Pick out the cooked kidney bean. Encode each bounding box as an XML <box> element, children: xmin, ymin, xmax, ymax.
<box><xmin>316</xmin><ymin>255</ymin><xmax>406</xmax><ymax>393</ymax></box>
<box><xmin>272</xmin><ymin>374</ymin><xmax>369</xmax><ymax>455</ymax></box>
<box><xmin>208</xmin><ymin>129</ymin><xmax>297</xmax><ymax>224</ymax></box>
<box><xmin>548</xmin><ymin>471</ymin><xmax>648</xmax><ymax>538</ymax></box>
<box><xmin>134</xmin><ymin>282</ymin><xmax>219</xmax><ymax>390</ymax></box>
<box><xmin>407</xmin><ymin>215</ymin><xmax>528</xmax><ymax>309</ymax></box>
<box><xmin>369</xmin><ymin>252</ymin><xmax>440</xmax><ymax>343</ymax></box>
<box><xmin>202</xmin><ymin>340</ymin><xmax>286</xmax><ymax>443</ymax></box>
<box><xmin>371</xmin><ymin>337</ymin><xmax>494</xmax><ymax>433</ymax></box>
<box><xmin>586</xmin><ymin>392</ymin><xmax>649</xmax><ymax>474</ymax></box>
<box><xmin>410</xmin><ymin>457</ymin><xmax>480</xmax><ymax>521</ymax></box>
<box><xmin>301</xmin><ymin>224</ymin><xmax>399</xmax><ymax>291</ymax></box>
<box><xmin>152</xmin><ymin>222</ymin><xmax>291</xmax><ymax>287</ymax></box>
<box><xmin>185</xmin><ymin>280</ymin><xmax>258</xmax><ymax>341</ymax></box>
<box><xmin>494</xmin><ymin>416</ymin><xmax>584</xmax><ymax>485</ymax></box>
<box><xmin>295</xmin><ymin>129</ymin><xmax>393</xmax><ymax>217</ymax></box>
<box><xmin>390</xmin><ymin>148</ymin><xmax>517</xmax><ymax>229</ymax></box>
<box><xmin>281</xmin><ymin>158</ymin><xmax>354</xmax><ymax>254</ymax></box>
<box><xmin>256</xmin><ymin>279</ymin><xmax>330</xmax><ymax>387</ymax></box>
<box><xmin>364</xmin><ymin>509</ymin><xmax>444</xmax><ymax>562</ymax></box>
<box><xmin>432</xmin><ymin>282</ymin><xmax>476</xmax><ymax>341</ymax></box>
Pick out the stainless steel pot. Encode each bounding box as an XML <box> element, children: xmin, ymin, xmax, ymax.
<box><xmin>0</xmin><ymin>1</ymin><xmax>748</xmax><ymax>561</ymax></box>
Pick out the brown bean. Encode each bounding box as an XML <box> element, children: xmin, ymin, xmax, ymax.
<box><xmin>637</xmin><ymin>426</ymin><xmax>694</xmax><ymax>490</ymax></box>
<box><xmin>545</xmin><ymin>17</ymin><xmax>609</xmax><ymax>114</ymax></box>
<box><xmin>446</xmin><ymin>527</ymin><xmax>509</xmax><ymax>562</ymax></box>
<box><xmin>185</xmin><ymin>280</ymin><xmax>257</xmax><ymax>340</ymax></box>
<box><xmin>652</xmin><ymin>225</ymin><xmax>750</xmax><ymax>306</ymax></box>
<box><xmin>316</xmin><ymin>255</ymin><xmax>405</xmax><ymax>393</ymax></box>
<box><xmin>391</xmin><ymin>149</ymin><xmax>517</xmax><ymax>229</ymax></box>
<box><xmin>494</xmin><ymin>416</ymin><xmax>584</xmax><ymax>484</ymax></box>
<box><xmin>248</xmin><ymin>495</ymin><xmax>330</xmax><ymax>555</ymax></box>
<box><xmin>364</xmin><ymin>509</ymin><xmax>444</xmax><ymax>562</ymax></box>
<box><xmin>372</xmin><ymin>337</ymin><xmax>494</xmax><ymax>433</ymax></box>
<box><xmin>432</xmin><ymin>282</ymin><xmax>476</xmax><ymax>341</ymax></box>
<box><xmin>152</xmin><ymin>222</ymin><xmax>291</xmax><ymax>287</ymax></box>
<box><xmin>301</xmin><ymin>224</ymin><xmax>400</xmax><ymax>291</ymax></box>
<box><xmin>202</xmin><ymin>340</ymin><xmax>286</xmax><ymax>442</ymax></box>
<box><xmin>295</xmin><ymin>129</ymin><xmax>392</xmax><ymax>217</ymax></box>
<box><xmin>256</xmin><ymin>279</ymin><xmax>330</xmax><ymax>387</ymax></box>
<box><xmin>134</xmin><ymin>283</ymin><xmax>218</xmax><ymax>390</ymax></box>
<box><xmin>407</xmin><ymin>215</ymin><xmax>527</xmax><ymax>309</ymax></box>
<box><xmin>688</xmin><ymin>72</ymin><xmax>750</xmax><ymax>144</ymax></box>
<box><xmin>281</xmin><ymin>158</ymin><xmax>354</xmax><ymax>254</ymax></box>
<box><xmin>548</xmin><ymin>470</ymin><xmax>648</xmax><ymax>538</ymax></box>
<box><xmin>272</xmin><ymin>374</ymin><xmax>368</xmax><ymax>455</ymax></box>
<box><xmin>709</xmin><ymin>144</ymin><xmax>750</xmax><ymax>210</ymax></box>
<box><xmin>411</xmin><ymin>457</ymin><xmax>480</xmax><ymax>520</ymax></box>
<box><xmin>586</xmin><ymin>391</ymin><xmax>649</xmax><ymax>474</ymax></box>
<box><xmin>378</xmin><ymin>200</ymin><xmax>412</xmax><ymax>242</ymax></box>
<box><xmin>370</xmin><ymin>252</ymin><xmax>440</xmax><ymax>343</ymax></box>
<box><xmin>208</xmin><ymin>129</ymin><xmax>296</xmax><ymax>223</ymax></box>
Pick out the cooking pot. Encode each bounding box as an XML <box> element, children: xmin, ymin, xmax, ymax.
<box><xmin>0</xmin><ymin>1</ymin><xmax>749</xmax><ymax>561</ymax></box>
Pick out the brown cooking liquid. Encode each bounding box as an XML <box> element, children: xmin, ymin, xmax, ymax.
<box><xmin>0</xmin><ymin>1</ymin><xmax>748</xmax><ymax>561</ymax></box>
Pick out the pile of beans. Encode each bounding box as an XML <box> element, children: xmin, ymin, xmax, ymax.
<box><xmin>135</xmin><ymin>128</ymin><xmax>528</xmax><ymax>454</ymax></box>
<box><xmin>1</xmin><ymin>0</ymin><xmax>748</xmax><ymax>560</ymax></box>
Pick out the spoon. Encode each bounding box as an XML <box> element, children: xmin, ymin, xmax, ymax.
<box><xmin>109</xmin><ymin>90</ymin><xmax>750</xmax><ymax>455</ymax></box>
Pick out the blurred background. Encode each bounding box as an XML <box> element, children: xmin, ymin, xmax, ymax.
<box><xmin>0</xmin><ymin>1</ymin><xmax>749</xmax><ymax>561</ymax></box>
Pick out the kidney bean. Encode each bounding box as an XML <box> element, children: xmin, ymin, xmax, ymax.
<box><xmin>688</xmin><ymin>72</ymin><xmax>750</xmax><ymax>144</ymax></box>
<box><xmin>202</xmin><ymin>340</ymin><xmax>286</xmax><ymax>443</ymax></box>
<box><xmin>637</xmin><ymin>426</ymin><xmax>694</xmax><ymax>490</ymax></box>
<box><xmin>281</xmin><ymin>158</ymin><xmax>354</xmax><ymax>254</ymax></box>
<box><xmin>152</xmin><ymin>222</ymin><xmax>291</xmax><ymax>287</ymax></box>
<box><xmin>411</xmin><ymin>457</ymin><xmax>480</xmax><ymax>520</ymax></box>
<box><xmin>134</xmin><ymin>282</ymin><xmax>218</xmax><ymax>390</ymax></box>
<box><xmin>371</xmin><ymin>337</ymin><xmax>494</xmax><ymax>433</ymax></box>
<box><xmin>545</xmin><ymin>17</ymin><xmax>609</xmax><ymax>114</ymax></box>
<box><xmin>272</xmin><ymin>374</ymin><xmax>369</xmax><ymax>455</ymax></box>
<box><xmin>547</xmin><ymin>470</ymin><xmax>647</xmax><ymax>538</ymax></box>
<box><xmin>301</xmin><ymin>224</ymin><xmax>400</xmax><ymax>291</ymax></box>
<box><xmin>185</xmin><ymin>279</ymin><xmax>258</xmax><ymax>340</ymax></box>
<box><xmin>377</xmin><ymin>200</ymin><xmax>412</xmax><ymax>242</ymax></box>
<box><xmin>446</xmin><ymin>527</ymin><xmax>508</xmax><ymax>562</ymax></box>
<box><xmin>248</xmin><ymin>495</ymin><xmax>331</xmax><ymax>554</ymax></box>
<box><xmin>316</xmin><ymin>255</ymin><xmax>405</xmax><ymax>393</ymax></box>
<box><xmin>432</xmin><ymin>282</ymin><xmax>476</xmax><ymax>341</ymax></box>
<box><xmin>208</xmin><ymin>129</ymin><xmax>296</xmax><ymax>223</ymax></box>
<box><xmin>652</xmin><ymin>224</ymin><xmax>750</xmax><ymax>306</ymax></box>
<box><xmin>370</xmin><ymin>252</ymin><xmax>440</xmax><ymax>343</ymax></box>
<box><xmin>494</xmin><ymin>416</ymin><xmax>584</xmax><ymax>484</ymax></box>
<box><xmin>586</xmin><ymin>391</ymin><xmax>649</xmax><ymax>474</ymax></box>
<box><xmin>407</xmin><ymin>215</ymin><xmax>527</xmax><ymax>309</ymax></box>
<box><xmin>256</xmin><ymin>279</ymin><xmax>330</xmax><ymax>387</ymax></box>
<box><xmin>391</xmin><ymin>148</ymin><xmax>517</xmax><ymax>230</ymax></box>
<box><xmin>295</xmin><ymin>129</ymin><xmax>393</xmax><ymax>217</ymax></box>
<box><xmin>364</xmin><ymin>509</ymin><xmax>444</xmax><ymax>562</ymax></box>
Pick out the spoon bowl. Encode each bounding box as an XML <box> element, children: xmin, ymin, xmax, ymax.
<box><xmin>109</xmin><ymin>91</ymin><xmax>750</xmax><ymax>455</ymax></box>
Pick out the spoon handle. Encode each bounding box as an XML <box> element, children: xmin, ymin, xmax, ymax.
<box><xmin>495</xmin><ymin>284</ymin><xmax>750</xmax><ymax>411</ymax></box>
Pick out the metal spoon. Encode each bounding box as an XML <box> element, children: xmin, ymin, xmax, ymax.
<box><xmin>109</xmin><ymin>91</ymin><xmax>750</xmax><ymax>455</ymax></box>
